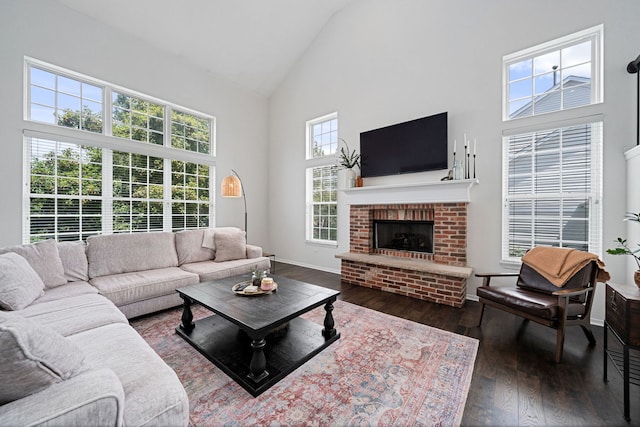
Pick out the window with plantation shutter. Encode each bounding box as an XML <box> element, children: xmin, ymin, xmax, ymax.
<box><xmin>502</xmin><ymin>26</ymin><xmax>603</xmax><ymax>263</ymax></box>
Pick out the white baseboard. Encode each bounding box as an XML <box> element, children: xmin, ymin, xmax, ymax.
<box><xmin>275</xmin><ymin>258</ymin><xmax>341</xmax><ymax>275</ymax></box>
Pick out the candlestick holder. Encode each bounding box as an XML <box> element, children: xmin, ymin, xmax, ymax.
<box><xmin>466</xmin><ymin>153</ymin><xmax>470</xmax><ymax>179</ymax></box>
<box><xmin>473</xmin><ymin>154</ymin><xmax>476</xmax><ymax>179</ymax></box>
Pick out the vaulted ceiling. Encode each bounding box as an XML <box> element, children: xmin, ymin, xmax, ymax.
<box><xmin>57</xmin><ymin>0</ymin><xmax>355</xmax><ymax>96</ymax></box>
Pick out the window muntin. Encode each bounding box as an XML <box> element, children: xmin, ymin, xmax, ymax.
<box><xmin>504</xmin><ymin>26</ymin><xmax>602</xmax><ymax>120</ymax></box>
<box><xmin>307</xmin><ymin>114</ymin><xmax>338</xmax><ymax>159</ymax></box>
<box><xmin>503</xmin><ymin>122</ymin><xmax>602</xmax><ymax>261</ymax></box>
<box><xmin>112</xmin><ymin>92</ymin><xmax>164</xmax><ymax>145</ymax></box>
<box><xmin>308</xmin><ymin>165</ymin><xmax>338</xmax><ymax>242</ymax></box>
<box><xmin>28</xmin><ymin>138</ymin><xmax>103</xmax><ymax>242</ymax></box>
<box><xmin>171</xmin><ymin>110</ymin><xmax>211</xmax><ymax>154</ymax></box>
<box><xmin>29</xmin><ymin>66</ymin><xmax>104</xmax><ymax>133</ymax></box>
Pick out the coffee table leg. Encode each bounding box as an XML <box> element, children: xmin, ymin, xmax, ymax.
<box><xmin>322</xmin><ymin>298</ymin><xmax>337</xmax><ymax>338</ymax></box>
<box><xmin>179</xmin><ymin>295</ymin><xmax>195</xmax><ymax>333</ymax></box>
<box><xmin>248</xmin><ymin>338</ymin><xmax>269</xmax><ymax>383</ymax></box>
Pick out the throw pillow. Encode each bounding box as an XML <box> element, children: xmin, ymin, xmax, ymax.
<box><xmin>201</xmin><ymin>227</ymin><xmax>241</xmax><ymax>250</ymax></box>
<box><xmin>0</xmin><ymin>253</ymin><xmax>45</xmax><ymax>310</ymax></box>
<box><xmin>0</xmin><ymin>311</ymin><xmax>86</xmax><ymax>404</ymax></box>
<box><xmin>213</xmin><ymin>229</ymin><xmax>247</xmax><ymax>262</ymax></box>
<box><xmin>175</xmin><ymin>229</ymin><xmax>215</xmax><ymax>265</ymax></box>
<box><xmin>57</xmin><ymin>241</ymin><xmax>89</xmax><ymax>282</ymax></box>
<box><xmin>0</xmin><ymin>239</ymin><xmax>67</xmax><ymax>288</ymax></box>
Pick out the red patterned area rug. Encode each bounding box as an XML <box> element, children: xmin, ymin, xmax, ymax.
<box><xmin>131</xmin><ymin>300</ymin><xmax>478</xmax><ymax>426</ymax></box>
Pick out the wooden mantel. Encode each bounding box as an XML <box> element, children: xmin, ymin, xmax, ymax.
<box><xmin>339</xmin><ymin>178</ymin><xmax>478</xmax><ymax>205</ymax></box>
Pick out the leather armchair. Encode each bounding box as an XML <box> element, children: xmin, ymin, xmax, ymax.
<box><xmin>476</xmin><ymin>261</ymin><xmax>598</xmax><ymax>363</ymax></box>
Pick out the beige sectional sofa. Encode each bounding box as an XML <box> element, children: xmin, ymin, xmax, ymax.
<box><xmin>0</xmin><ymin>228</ymin><xmax>270</xmax><ymax>426</ymax></box>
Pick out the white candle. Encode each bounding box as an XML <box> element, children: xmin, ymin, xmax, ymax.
<box><xmin>474</xmin><ymin>138</ymin><xmax>477</xmax><ymax>155</ymax></box>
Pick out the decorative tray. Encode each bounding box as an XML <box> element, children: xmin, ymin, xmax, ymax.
<box><xmin>232</xmin><ymin>281</ymin><xmax>278</xmax><ymax>296</ymax></box>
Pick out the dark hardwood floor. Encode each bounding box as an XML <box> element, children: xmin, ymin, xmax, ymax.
<box><xmin>273</xmin><ymin>262</ymin><xmax>638</xmax><ymax>426</ymax></box>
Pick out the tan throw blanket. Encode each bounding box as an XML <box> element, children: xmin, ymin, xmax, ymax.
<box><xmin>521</xmin><ymin>246</ymin><xmax>611</xmax><ymax>287</ymax></box>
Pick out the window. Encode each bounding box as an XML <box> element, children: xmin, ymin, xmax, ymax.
<box><xmin>503</xmin><ymin>121</ymin><xmax>602</xmax><ymax>260</ymax></box>
<box><xmin>504</xmin><ymin>25</ymin><xmax>602</xmax><ymax>120</ymax></box>
<box><xmin>112</xmin><ymin>152</ymin><xmax>164</xmax><ymax>233</ymax></box>
<box><xmin>502</xmin><ymin>26</ymin><xmax>603</xmax><ymax>263</ymax></box>
<box><xmin>307</xmin><ymin>165</ymin><xmax>338</xmax><ymax>242</ymax></box>
<box><xmin>307</xmin><ymin>113</ymin><xmax>338</xmax><ymax>159</ymax></box>
<box><xmin>305</xmin><ymin>113</ymin><xmax>338</xmax><ymax>244</ymax></box>
<box><xmin>24</xmin><ymin>58</ymin><xmax>215</xmax><ymax>243</ymax></box>
<box><xmin>112</xmin><ymin>92</ymin><xmax>164</xmax><ymax>145</ymax></box>
<box><xmin>28</xmin><ymin>138</ymin><xmax>102</xmax><ymax>241</ymax></box>
<box><xmin>171</xmin><ymin>161</ymin><xmax>210</xmax><ymax>230</ymax></box>
<box><xmin>29</xmin><ymin>66</ymin><xmax>103</xmax><ymax>133</ymax></box>
<box><xmin>171</xmin><ymin>109</ymin><xmax>212</xmax><ymax>154</ymax></box>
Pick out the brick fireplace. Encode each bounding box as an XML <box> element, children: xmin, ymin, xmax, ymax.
<box><xmin>336</xmin><ymin>180</ymin><xmax>476</xmax><ymax>308</ymax></box>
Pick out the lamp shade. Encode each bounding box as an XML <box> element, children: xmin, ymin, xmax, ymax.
<box><xmin>221</xmin><ymin>174</ymin><xmax>242</xmax><ymax>197</ymax></box>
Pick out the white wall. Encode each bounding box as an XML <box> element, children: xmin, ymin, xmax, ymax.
<box><xmin>626</xmin><ymin>146</ymin><xmax>640</xmax><ymax>279</ymax></box>
<box><xmin>268</xmin><ymin>0</ymin><xmax>640</xmax><ymax>323</ymax></box>
<box><xmin>0</xmin><ymin>0</ymin><xmax>270</xmax><ymax>249</ymax></box>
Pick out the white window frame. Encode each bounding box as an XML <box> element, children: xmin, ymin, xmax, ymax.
<box><xmin>305</xmin><ymin>113</ymin><xmax>339</xmax><ymax>245</ymax></box>
<box><xmin>501</xmin><ymin>26</ymin><xmax>604</xmax><ymax>265</ymax></box>
<box><xmin>22</xmin><ymin>58</ymin><xmax>216</xmax><ymax>243</ymax></box>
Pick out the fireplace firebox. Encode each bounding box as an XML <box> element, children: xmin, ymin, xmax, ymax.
<box><xmin>373</xmin><ymin>220</ymin><xmax>434</xmax><ymax>254</ymax></box>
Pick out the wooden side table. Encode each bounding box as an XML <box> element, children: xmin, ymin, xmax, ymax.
<box><xmin>603</xmin><ymin>282</ymin><xmax>640</xmax><ymax>421</ymax></box>
<box><xmin>263</xmin><ymin>252</ymin><xmax>276</xmax><ymax>273</ymax></box>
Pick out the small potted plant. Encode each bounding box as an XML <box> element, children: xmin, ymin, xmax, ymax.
<box><xmin>337</xmin><ymin>138</ymin><xmax>361</xmax><ymax>188</ymax></box>
<box><xmin>606</xmin><ymin>212</ymin><xmax>640</xmax><ymax>287</ymax></box>
<box><xmin>250</xmin><ymin>266</ymin><xmax>267</xmax><ymax>287</ymax></box>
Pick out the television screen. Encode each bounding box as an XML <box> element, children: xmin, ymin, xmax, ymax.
<box><xmin>359</xmin><ymin>112</ymin><xmax>448</xmax><ymax>178</ymax></box>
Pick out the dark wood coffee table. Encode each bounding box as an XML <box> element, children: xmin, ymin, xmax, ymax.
<box><xmin>175</xmin><ymin>274</ymin><xmax>340</xmax><ymax>396</ymax></box>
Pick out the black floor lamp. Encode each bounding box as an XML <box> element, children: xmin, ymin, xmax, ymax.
<box><xmin>221</xmin><ymin>169</ymin><xmax>247</xmax><ymax>240</ymax></box>
<box><xmin>628</xmin><ymin>54</ymin><xmax>640</xmax><ymax>146</ymax></box>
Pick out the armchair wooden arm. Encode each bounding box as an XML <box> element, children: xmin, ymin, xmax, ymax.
<box><xmin>475</xmin><ymin>272</ymin><xmax>519</xmax><ymax>287</ymax></box>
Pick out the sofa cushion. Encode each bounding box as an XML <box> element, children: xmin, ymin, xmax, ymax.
<box><xmin>33</xmin><ymin>281</ymin><xmax>98</xmax><ymax>304</ymax></box>
<box><xmin>0</xmin><ymin>311</ymin><xmax>86</xmax><ymax>404</ymax></box>
<box><xmin>57</xmin><ymin>241</ymin><xmax>89</xmax><ymax>282</ymax></box>
<box><xmin>67</xmin><ymin>323</ymin><xmax>189</xmax><ymax>427</ymax></box>
<box><xmin>14</xmin><ymin>294</ymin><xmax>128</xmax><ymax>337</ymax></box>
<box><xmin>175</xmin><ymin>229</ymin><xmax>215</xmax><ymax>265</ymax></box>
<box><xmin>181</xmin><ymin>257</ymin><xmax>270</xmax><ymax>282</ymax></box>
<box><xmin>213</xmin><ymin>229</ymin><xmax>247</xmax><ymax>262</ymax></box>
<box><xmin>0</xmin><ymin>239</ymin><xmax>67</xmax><ymax>288</ymax></box>
<box><xmin>90</xmin><ymin>267</ymin><xmax>199</xmax><ymax>307</ymax></box>
<box><xmin>86</xmin><ymin>232</ymin><xmax>179</xmax><ymax>278</ymax></box>
<box><xmin>0</xmin><ymin>253</ymin><xmax>45</xmax><ymax>310</ymax></box>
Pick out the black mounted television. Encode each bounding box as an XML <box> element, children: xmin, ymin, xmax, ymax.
<box><xmin>359</xmin><ymin>112</ymin><xmax>448</xmax><ymax>178</ymax></box>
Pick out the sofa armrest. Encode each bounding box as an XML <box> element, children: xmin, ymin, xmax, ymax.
<box><xmin>246</xmin><ymin>244</ymin><xmax>263</xmax><ymax>259</ymax></box>
<box><xmin>0</xmin><ymin>369</ymin><xmax>124</xmax><ymax>427</ymax></box>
